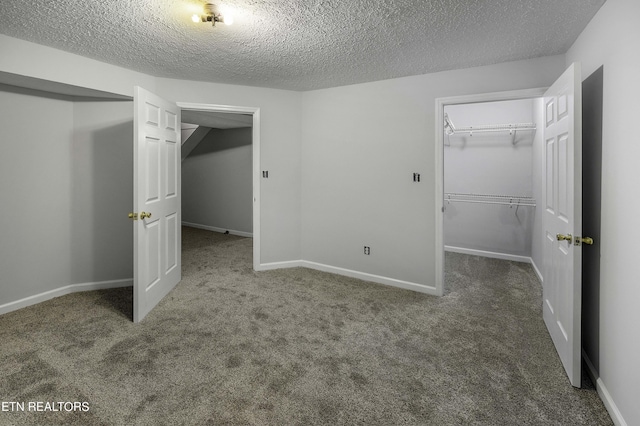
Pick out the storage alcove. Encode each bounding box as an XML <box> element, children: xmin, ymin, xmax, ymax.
<box><xmin>443</xmin><ymin>97</ymin><xmax>545</xmax><ymax>272</ymax></box>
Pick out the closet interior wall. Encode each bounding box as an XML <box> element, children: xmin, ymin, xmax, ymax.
<box><xmin>182</xmin><ymin>127</ymin><xmax>253</xmax><ymax>236</ymax></box>
<box><xmin>444</xmin><ymin>98</ymin><xmax>542</xmax><ymax>263</ymax></box>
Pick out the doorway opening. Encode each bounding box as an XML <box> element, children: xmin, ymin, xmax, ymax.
<box><xmin>177</xmin><ymin>103</ymin><xmax>261</xmax><ymax>271</ymax></box>
<box><xmin>435</xmin><ymin>88</ymin><xmax>546</xmax><ymax>296</ymax></box>
<box><xmin>443</xmin><ymin>98</ymin><xmax>543</xmax><ymax>281</ymax></box>
<box><xmin>132</xmin><ymin>93</ymin><xmax>261</xmax><ymax>323</ymax></box>
<box><xmin>435</xmin><ymin>63</ymin><xmax>587</xmax><ymax>388</ymax></box>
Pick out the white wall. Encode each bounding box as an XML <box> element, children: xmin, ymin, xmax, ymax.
<box><xmin>156</xmin><ymin>78</ymin><xmax>303</xmax><ymax>264</ymax></box>
<box><xmin>0</xmin><ymin>34</ymin><xmax>154</xmax><ymax>97</ymax></box>
<box><xmin>0</xmin><ymin>86</ymin><xmax>133</xmax><ymax>310</ymax></box>
<box><xmin>0</xmin><ymin>86</ymin><xmax>74</xmax><ymax>305</ymax></box>
<box><xmin>181</xmin><ymin>123</ymin><xmax>198</xmax><ymax>148</ymax></box>
<box><xmin>182</xmin><ymin>127</ymin><xmax>253</xmax><ymax>235</ymax></box>
<box><xmin>566</xmin><ymin>0</ymin><xmax>640</xmax><ymax>424</ymax></box>
<box><xmin>301</xmin><ymin>55</ymin><xmax>566</xmax><ymax>289</ymax></box>
<box><xmin>71</xmin><ymin>100</ymin><xmax>134</xmax><ymax>282</ymax></box>
<box><xmin>444</xmin><ymin>99</ymin><xmax>536</xmax><ymax>258</ymax></box>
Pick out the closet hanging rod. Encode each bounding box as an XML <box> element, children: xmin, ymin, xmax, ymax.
<box><xmin>443</xmin><ymin>114</ymin><xmax>536</xmax><ymax>136</ymax></box>
<box><xmin>445</xmin><ymin>199</ymin><xmax>536</xmax><ymax>207</ymax></box>
<box><xmin>444</xmin><ymin>192</ymin><xmax>536</xmax><ymax>207</ymax></box>
<box><xmin>445</xmin><ymin>192</ymin><xmax>534</xmax><ymax>199</ymax></box>
<box><xmin>451</xmin><ymin>123</ymin><xmax>537</xmax><ymax>134</ymax></box>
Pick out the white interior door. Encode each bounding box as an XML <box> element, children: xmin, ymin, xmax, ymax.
<box><xmin>542</xmin><ymin>63</ymin><xmax>583</xmax><ymax>387</ymax></box>
<box><xmin>133</xmin><ymin>86</ymin><xmax>181</xmax><ymax>323</ymax></box>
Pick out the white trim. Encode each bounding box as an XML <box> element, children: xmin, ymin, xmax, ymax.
<box><xmin>252</xmin><ymin>108</ymin><xmax>261</xmax><ymax>272</ymax></box>
<box><xmin>257</xmin><ymin>260</ymin><xmax>437</xmax><ymax>294</ymax></box>
<box><xmin>0</xmin><ymin>279</ymin><xmax>132</xmax><ymax>316</ymax></box>
<box><xmin>256</xmin><ymin>260</ymin><xmax>305</xmax><ymax>271</ymax></box>
<box><xmin>182</xmin><ymin>221</ymin><xmax>253</xmax><ymax>238</ymax></box>
<box><xmin>530</xmin><ymin>258</ymin><xmax>544</xmax><ymax>283</ymax></box>
<box><xmin>177</xmin><ymin>102</ymin><xmax>259</xmax><ymax>115</ymax></box>
<box><xmin>301</xmin><ymin>261</ymin><xmax>437</xmax><ymax>294</ymax></box>
<box><xmin>583</xmin><ymin>350</ymin><xmax>627</xmax><ymax>426</ymax></box>
<box><xmin>176</xmin><ymin>102</ymin><xmax>261</xmax><ymax>272</ymax></box>
<box><xmin>444</xmin><ymin>246</ymin><xmax>545</xmax><ymax>283</ymax></box>
<box><xmin>435</xmin><ymin>94</ymin><xmax>444</xmax><ymax>296</ymax></box>
<box><xmin>435</xmin><ymin>88</ymin><xmax>548</xmax><ymax>296</ymax></box>
<box><xmin>444</xmin><ymin>246</ymin><xmax>532</xmax><ymax>263</ymax></box>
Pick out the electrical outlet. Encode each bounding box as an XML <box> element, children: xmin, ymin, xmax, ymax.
<box><xmin>364</xmin><ymin>246</ymin><xmax>371</xmax><ymax>255</ymax></box>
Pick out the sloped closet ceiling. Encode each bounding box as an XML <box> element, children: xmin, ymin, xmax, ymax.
<box><xmin>0</xmin><ymin>0</ymin><xmax>605</xmax><ymax>91</ymax></box>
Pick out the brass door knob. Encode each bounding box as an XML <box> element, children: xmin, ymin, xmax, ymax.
<box><xmin>140</xmin><ymin>211</ymin><xmax>152</xmax><ymax>219</ymax></box>
<box><xmin>557</xmin><ymin>233</ymin><xmax>573</xmax><ymax>243</ymax></box>
<box><xmin>128</xmin><ymin>212</ymin><xmax>138</xmax><ymax>220</ymax></box>
<box><xmin>581</xmin><ymin>237</ymin><xmax>594</xmax><ymax>245</ymax></box>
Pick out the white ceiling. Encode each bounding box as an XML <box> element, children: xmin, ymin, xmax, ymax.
<box><xmin>0</xmin><ymin>0</ymin><xmax>605</xmax><ymax>91</ymax></box>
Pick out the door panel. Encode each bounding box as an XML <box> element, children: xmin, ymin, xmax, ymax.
<box><xmin>134</xmin><ymin>86</ymin><xmax>181</xmax><ymax>323</ymax></box>
<box><xmin>542</xmin><ymin>63</ymin><xmax>582</xmax><ymax>387</ymax></box>
<box><xmin>546</xmin><ymin>138</ymin><xmax>555</xmax><ymax>213</ymax></box>
<box><xmin>167</xmin><ymin>141</ymin><xmax>178</xmax><ymax>197</ymax></box>
<box><xmin>558</xmin><ymin>134</ymin><xmax>569</xmax><ymax>220</ymax></box>
<box><xmin>145</xmin><ymin>221</ymin><xmax>161</xmax><ymax>290</ymax></box>
<box><xmin>146</xmin><ymin>137</ymin><xmax>160</xmax><ymax>201</ymax></box>
<box><xmin>166</xmin><ymin>213</ymin><xmax>178</xmax><ymax>273</ymax></box>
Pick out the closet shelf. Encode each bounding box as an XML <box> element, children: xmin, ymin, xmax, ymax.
<box><xmin>444</xmin><ymin>193</ymin><xmax>536</xmax><ymax>207</ymax></box>
<box><xmin>444</xmin><ymin>113</ymin><xmax>536</xmax><ymax>144</ymax></box>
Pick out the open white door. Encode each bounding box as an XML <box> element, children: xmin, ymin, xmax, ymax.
<box><xmin>133</xmin><ymin>86</ymin><xmax>181</xmax><ymax>323</ymax></box>
<box><xmin>542</xmin><ymin>63</ymin><xmax>583</xmax><ymax>387</ymax></box>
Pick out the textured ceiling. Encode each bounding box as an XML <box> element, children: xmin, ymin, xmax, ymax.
<box><xmin>0</xmin><ymin>0</ymin><xmax>605</xmax><ymax>91</ymax></box>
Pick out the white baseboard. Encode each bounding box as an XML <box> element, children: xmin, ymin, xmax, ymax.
<box><xmin>445</xmin><ymin>246</ymin><xmax>545</xmax><ymax>283</ymax></box>
<box><xmin>445</xmin><ymin>246</ymin><xmax>531</xmax><ymax>263</ymax></box>
<box><xmin>258</xmin><ymin>259</ymin><xmax>437</xmax><ymax>295</ymax></box>
<box><xmin>0</xmin><ymin>279</ymin><xmax>133</xmax><ymax>316</ymax></box>
<box><xmin>582</xmin><ymin>350</ymin><xmax>627</xmax><ymax>426</ymax></box>
<box><xmin>182</xmin><ymin>222</ymin><xmax>253</xmax><ymax>238</ymax></box>
<box><xmin>302</xmin><ymin>261</ymin><xmax>438</xmax><ymax>294</ymax></box>
<box><xmin>530</xmin><ymin>258</ymin><xmax>544</xmax><ymax>283</ymax></box>
<box><xmin>256</xmin><ymin>260</ymin><xmax>305</xmax><ymax>271</ymax></box>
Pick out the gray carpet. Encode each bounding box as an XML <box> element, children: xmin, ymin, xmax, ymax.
<box><xmin>0</xmin><ymin>226</ymin><xmax>612</xmax><ymax>425</ymax></box>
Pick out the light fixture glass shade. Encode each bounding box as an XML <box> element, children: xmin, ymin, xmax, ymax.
<box><xmin>191</xmin><ymin>14</ymin><xmax>200</xmax><ymax>23</ymax></box>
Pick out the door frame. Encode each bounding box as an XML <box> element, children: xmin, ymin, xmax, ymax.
<box><xmin>177</xmin><ymin>102</ymin><xmax>261</xmax><ymax>270</ymax></box>
<box><xmin>434</xmin><ymin>88</ymin><xmax>546</xmax><ymax>295</ymax></box>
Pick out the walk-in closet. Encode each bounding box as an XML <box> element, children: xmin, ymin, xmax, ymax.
<box><xmin>443</xmin><ymin>97</ymin><xmax>545</xmax><ymax>279</ymax></box>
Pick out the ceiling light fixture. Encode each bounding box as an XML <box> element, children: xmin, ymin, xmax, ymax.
<box><xmin>192</xmin><ymin>3</ymin><xmax>233</xmax><ymax>26</ymax></box>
